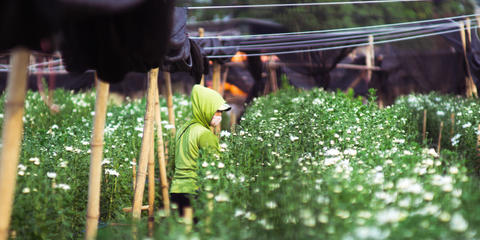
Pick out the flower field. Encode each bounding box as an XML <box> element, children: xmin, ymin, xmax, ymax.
<box><xmin>3</xmin><ymin>88</ymin><xmax>480</xmax><ymax>239</ymax></box>
<box><xmin>3</xmin><ymin>90</ymin><xmax>190</xmax><ymax>239</ymax></box>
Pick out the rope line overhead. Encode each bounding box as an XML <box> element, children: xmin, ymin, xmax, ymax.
<box><xmin>203</xmin><ymin>21</ymin><xmax>469</xmax><ymax>50</ymax></box>
<box><xmin>190</xmin><ymin>13</ymin><xmax>480</xmax><ymax>39</ymax></box>
<box><xmin>187</xmin><ymin>0</ymin><xmax>430</xmax><ymax>10</ymax></box>
<box><xmin>234</xmin><ymin>26</ymin><xmax>457</xmax><ymax>51</ymax></box>
<box><xmin>206</xmin><ymin>24</ymin><xmax>478</xmax><ymax>58</ymax></box>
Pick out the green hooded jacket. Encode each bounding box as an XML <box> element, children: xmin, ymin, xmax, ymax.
<box><xmin>170</xmin><ymin>85</ymin><xmax>225</xmax><ymax>194</ymax></box>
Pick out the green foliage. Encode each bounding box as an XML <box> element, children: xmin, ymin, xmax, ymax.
<box><xmin>103</xmin><ymin>88</ymin><xmax>479</xmax><ymax>239</ymax></box>
<box><xmin>2</xmin><ymin>90</ymin><xmax>191</xmax><ymax>239</ymax></box>
<box><xmin>395</xmin><ymin>93</ymin><xmax>480</xmax><ymax>172</ymax></box>
<box><xmin>189</xmin><ymin>0</ymin><xmax>474</xmax><ymax>31</ymax></box>
<box><xmin>5</xmin><ymin>88</ymin><xmax>480</xmax><ymax>239</ymax></box>
<box><xmin>280</xmin><ymin>74</ymin><xmax>293</xmax><ymax>90</ymax></box>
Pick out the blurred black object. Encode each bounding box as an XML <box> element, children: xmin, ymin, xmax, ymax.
<box><xmin>0</xmin><ymin>0</ymin><xmax>175</xmax><ymax>84</ymax></box>
<box><xmin>162</xmin><ymin>7</ymin><xmax>207</xmax><ymax>84</ymax></box>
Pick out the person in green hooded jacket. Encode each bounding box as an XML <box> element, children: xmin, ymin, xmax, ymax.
<box><xmin>170</xmin><ymin>84</ymin><xmax>231</xmax><ymax>217</ymax></box>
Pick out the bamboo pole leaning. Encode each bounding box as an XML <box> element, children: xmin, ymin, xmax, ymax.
<box><xmin>477</xmin><ymin>16</ymin><xmax>480</xmax><ymax>35</ymax></box>
<box><xmin>47</xmin><ymin>59</ymin><xmax>60</xmax><ymax>113</ymax></box>
<box><xmin>477</xmin><ymin>124</ymin><xmax>480</xmax><ymax>157</ymax></box>
<box><xmin>132</xmin><ymin>68</ymin><xmax>158</xmax><ymax>219</ymax></box>
<box><xmin>0</xmin><ymin>48</ymin><xmax>30</xmax><ymax>240</ymax></box>
<box><xmin>459</xmin><ymin>22</ymin><xmax>478</xmax><ymax>98</ymax></box>
<box><xmin>154</xmin><ymin>84</ymin><xmax>170</xmax><ymax>216</ymax></box>
<box><xmin>365</xmin><ymin>35</ymin><xmax>374</xmax><ymax>84</ymax></box>
<box><xmin>464</xmin><ymin>19</ymin><xmax>478</xmax><ymax>97</ymax></box>
<box><xmin>85</xmin><ymin>73</ymin><xmax>110</xmax><ymax>240</ymax></box>
<box><xmin>437</xmin><ymin>121</ymin><xmax>444</xmax><ymax>154</ymax></box>
<box><xmin>198</xmin><ymin>28</ymin><xmax>205</xmax><ymax>86</ymax></box>
<box><xmin>450</xmin><ymin>113</ymin><xmax>455</xmax><ymax>136</ymax></box>
<box><xmin>268</xmin><ymin>57</ymin><xmax>278</xmax><ymax>93</ymax></box>
<box><xmin>422</xmin><ymin>110</ymin><xmax>427</xmax><ymax>142</ymax></box>
<box><xmin>163</xmin><ymin>71</ymin><xmax>176</xmax><ymax>136</ymax></box>
<box><xmin>184</xmin><ymin>207</ymin><xmax>193</xmax><ymax>233</ymax></box>
<box><xmin>123</xmin><ymin>205</ymin><xmax>149</xmax><ymax>213</ymax></box>
<box><xmin>212</xmin><ymin>62</ymin><xmax>221</xmax><ymax>93</ymax></box>
<box><xmin>148</xmin><ymin>134</ymin><xmax>155</xmax><ymax>235</ymax></box>
<box><xmin>220</xmin><ymin>66</ymin><xmax>229</xmax><ymax>96</ymax></box>
<box><xmin>466</xmin><ymin>18</ymin><xmax>472</xmax><ymax>43</ymax></box>
<box><xmin>212</xmin><ymin>63</ymin><xmax>222</xmax><ymax>134</ymax></box>
<box><xmin>132</xmin><ymin>158</ymin><xmax>137</xmax><ymax>190</ymax></box>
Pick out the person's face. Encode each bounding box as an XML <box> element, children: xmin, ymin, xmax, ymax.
<box><xmin>210</xmin><ymin>111</ymin><xmax>222</xmax><ymax>127</ymax></box>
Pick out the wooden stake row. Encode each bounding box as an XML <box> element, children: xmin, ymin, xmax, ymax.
<box><xmin>121</xmin><ymin>69</ymin><xmax>170</xmax><ymax>228</ymax></box>
<box><xmin>131</xmin><ymin>68</ymin><xmax>171</xmax><ymax>229</ymax></box>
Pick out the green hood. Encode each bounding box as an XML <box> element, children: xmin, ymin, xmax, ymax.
<box><xmin>190</xmin><ymin>84</ymin><xmax>226</xmax><ymax>128</ymax></box>
<box><xmin>170</xmin><ymin>84</ymin><xmax>224</xmax><ymax>194</ymax></box>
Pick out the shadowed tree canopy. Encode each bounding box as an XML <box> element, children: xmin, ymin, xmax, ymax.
<box><xmin>185</xmin><ymin>0</ymin><xmax>475</xmax><ymax>31</ymax></box>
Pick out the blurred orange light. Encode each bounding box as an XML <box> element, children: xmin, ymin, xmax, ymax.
<box><xmin>231</xmin><ymin>51</ymin><xmax>247</xmax><ymax>62</ymax></box>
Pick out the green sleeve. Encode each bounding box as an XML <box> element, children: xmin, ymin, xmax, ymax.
<box><xmin>198</xmin><ymin>130</ymin><xmax>220</xmax><ymax>153</ymax></box>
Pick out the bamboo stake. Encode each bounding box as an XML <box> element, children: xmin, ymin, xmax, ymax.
<box><xmin>437</xmin><ymin>121</ymin><xmax>444</xmax><ymax>154</ymax></box>
<box><xmin>163</xmin><ymin>71</ymin><xmax>176</xmax><ymax>136</ymax></box>
<box><xmin>184</xmin><ymin>207</ymin><xmax>193</xmax><ymax>233</ymax></box>
<box><xmin>220</xmin><ymin>66</ymin><xmax>229</xmax><ymax>96</ymax></box>
<box><xmin>422</xmin><ymin>110</ymin><xmax>427</xmax><ymax>142</ymax></box>
<box><xmin>365</xmin><ymin>35</ymin><xmax>374</xmax><ymax>84</ymax></box>
<box><xmin>154</xmin><ymin>85</ymin><xmax>170</xmax><ymax>216</ymax></box>
<box><xmin>164</xmin><ymin>141</ymin><xmax>169</xmax><ymax>166</ymax></box>
<box><xmin>466</xmin><ymin>19</ymin><xmax>478</xmax><ymax>98</ymax></box>
<box><xmin>0</xmin><ymin>48</ymin><xmax>29</xmax><ymax>240</ymax></box>
<box><xmin>466</xmin><ymin>18</ymin><xmax>472</xmax><ymax>42</ymax></box>
<box><xmin>477</xmin><ymin>16</ymin><xmax>480</xmax><ymax>35</ymax></box>
<box><xmin>450</xmin><ymin>113</ymin><xmax>455</xmax><ymax>136</ymax></box>
<box><xmin>460</xmin><ymin>22</ymin><xmax>478</xmax><ymax>98</ymax></box>
<box><xmin>212</xmin><ymin>63</ymin><xmax>222</xmax><ymax>134</ymax></box>
<box><xmin>123</xmin><ymin>205</ymin><xmax>149</xmax><ymax>213</ymax></box>
<box><xmin>268</xmin><ymin>57</ymin><xmax>278</xmax><ymax>93</ymax></box>
<box><xmin>132</xmin><ymin>68</ymin><xmax>158</xmax><ymax>219</ymax></box>
<box><xmin>230</xmin><ymin>111</ymin><xmax>237</xmax><ymax>130</ymax></box>
<box><xmin>47</xmin><ymin>58</ymin><xmax>59</xmax><ymax>113</ymax></box>
<box><xmin>199</xmin><ymin>28</ymin><xmax>205</xmax><ymax>86</ymax></box>
<box><xmin>132</xmin><ymin>158</ymin><xmax>137</xmax><ymax>191</ymax></box>
<box><xmin>205</xmin><ymin>196</ymin><xmax>214</xmax><ymax>233</ymax></box>
<box><xmin>212</xmin><ymin>62</ymin><xmax>221</xmax><ymax>93</ymax></box>
<box><xmin>378</xmin><ymin>98</ymin><xmax>384</xmax><ymax>109</ymax></box>
<box><xmin>47</xmin><ymin>58</ymin><xmax>54</xmax><ymax>106</ymax></box>
<box><xmin>147</xmin><ymin>133</ymin><xmax>155</xmax><ymax>235</ymax></box>
<box><xmin>34</xmin><ymin>56</ymin><xmax>57</xmax><ymax>113</ymax></box>
<box><xmin>477</xmin><ymin>124</ymin><xmax>480</xmax><ymax>156</ymax></box>
<box><xmin>347</xmin><ymin>74</ymin><xmax>364</xmax><ymax>90</ymax></box>
<box><xmin>85</xmin><ymin>73</ymin><xmax>110</xmax><ymax>240</ymax></box>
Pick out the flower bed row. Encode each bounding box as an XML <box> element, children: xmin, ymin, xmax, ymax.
<box><xmin>1</xmin><ymin>90</ymin><xmax>190</xmax><ymax>239</ymax></box>
<box><xmin>395</xmin><ymin>93</ymin><xmax>480</xmax><ymax>172</ymax></box>
<box><xmin>3</xmin><ymin>88</ymin><xmax>480</xmax><ymax>239</ymax></box>
<box><xmin>124</xmin><ymin>88</ymin><xmax>480</xmax><ymax>239</ymax></box>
